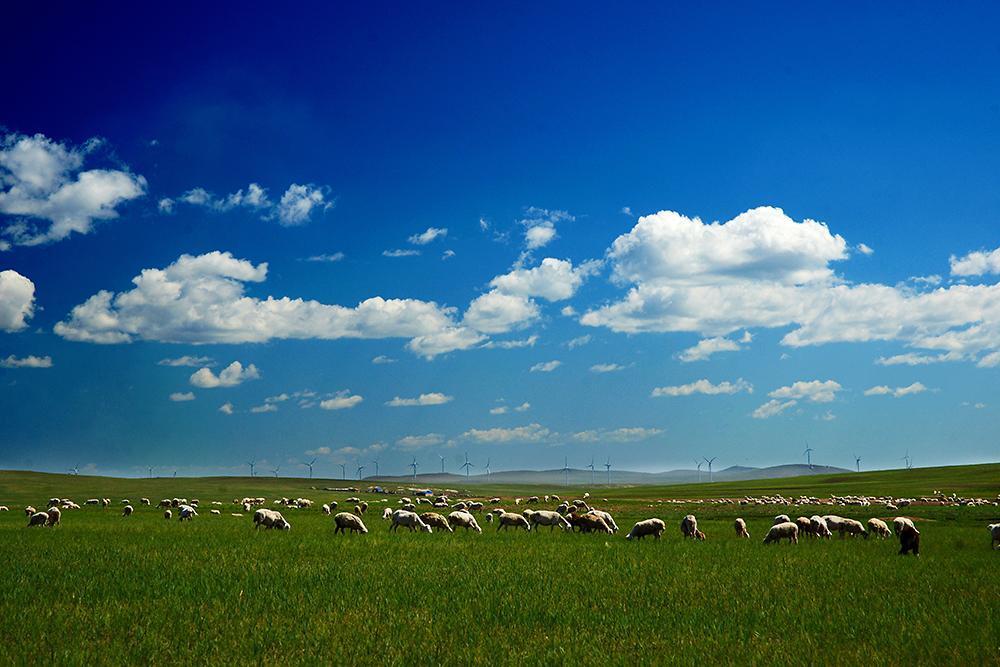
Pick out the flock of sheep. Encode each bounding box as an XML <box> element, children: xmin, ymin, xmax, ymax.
<box><xmin>9</xmin><ymin>489</ymin><xmax>1000</xmax><ymax>554</ymax></box>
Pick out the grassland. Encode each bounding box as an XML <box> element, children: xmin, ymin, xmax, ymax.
<box><xmin>1</xmin><ymin>464</ymin><xmax>997</xmax><ymax>665</ymax></box>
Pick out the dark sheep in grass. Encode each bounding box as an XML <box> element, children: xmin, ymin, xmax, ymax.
<box><xmin>899</xmin><ymin>525</ymin><xmax>920</xmax><ymax>556</ymax></box>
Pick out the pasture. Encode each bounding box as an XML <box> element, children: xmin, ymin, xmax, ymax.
<box><xmin>1</xmin><ymin>465</ymin><xmax>997</xmax><ymax>665</ymax></box>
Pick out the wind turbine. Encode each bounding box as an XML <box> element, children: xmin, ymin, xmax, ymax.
<box><xmin>854</xmin><ymin>454</ymin><xmax>862</xmax><ymax>473</ymax></box>
<box><xmin>803</xmin><ymin>443</ymin><xmax>815</xmax><ymax>470</ymax></box>
<box><xmin>271</xmin><ymin>465</ymin><xmax>280</xmax><ymax>479</ymax></box>
<box><xmin>148</xmin><ymin>466</ymin><xmax>154</xmax><ymax>479</ymax></box>
<box><xmin>461</xmin><ymin>453</ymin><xmax>474</xmax><ymax>477</ymax></box>
<box><xmin>247</xmin><ymin>459</ymin><xmax>256</xmax><ymax>478</ymax></box>
<box><xmin>302</xmin><ymin>458</ymin><xmax>316</xmax><ymax>479</ymax></box>
<box><xmin>339</xmin><ymin>463</ymin><xmax>347</xmax><ymax>480</ymax></box>
<box><xmin>439</xmin><ymin>455</ymin><xmax>446</xmax><ymax>474</ymax></box>
<box><xmin>562</xmin><ymin>457</ymin><xmax>571</xmax><ymax>486</ymax></box>
<box><xmin>409</xmin><ymin>457</ymin><xmax>418</xmax><ymax>480</ymax></box>
<box><xmin>357</xmin><ymin>463</ymin><xmax>366</xmax><ymax>480</ymax></box>
<box><xmin>484</xmin><ymin>458</ymin><xmax>491</xmax><ymax>478</ymax></box>
<box><xmin>902</xmin><ymin>451</ymin><xmax>912</xmax><ymax>470</ymax></box>
<box><xmin>587</xmin><ymin>457</ymin><xmax>595</xmax><ymax>485</ymax></box>
<box><xmin>704</xmin><ymin>456</ymin><xmax>717</xmax><ymax>482</ymax></box>
<box><xmin>70</xmin><ymin>465</ymin><xmax>79</xmax><ymax>476</ymax></box>
<box><xmin>604</xmin><ymin>458</ymin><xmax>612</xmax><ymax>485</ymax></box>
<box><xmin>172</xmin><ymin>470</ymin><xmax>177</xmax><ymax>479</ymax></box>
<box><xmin>695</xmin><ymin>459</ymin><xmax>703</xmax><ymax>483</ymax></box>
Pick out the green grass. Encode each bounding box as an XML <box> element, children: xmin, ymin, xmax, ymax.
<box><xmin>0</xmin><ymin>464</ymin><xmax>997</xmax><ymax>665</ymax></box>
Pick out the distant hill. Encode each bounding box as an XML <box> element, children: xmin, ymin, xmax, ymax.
<box><xmin>367</xmin><ymin>463</ymin><xmax>851</xmax><ymax>486</ymax></box>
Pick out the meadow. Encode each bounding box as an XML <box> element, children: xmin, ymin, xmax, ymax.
<box><xmin>0</xmin><ymin>465</ymin><xmax>997</xmax><ymax>666</ymax></box>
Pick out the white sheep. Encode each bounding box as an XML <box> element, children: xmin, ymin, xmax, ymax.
<box><xmin>626</xmin><ymin>518</ymin><xmax>665</xmax><ymax>540</ymax></box>
<box><xmin>27</xmin><ymin>511</ymin><xmax>49</xmax><ymax>527</ymax></box>
<box><xmin>122</xmin><ymin>505</ymin><xmax>134</xmax><ymax>517</ymax></box>
<box><xmin>322</xmin><ymin>504</ymin><xmax>331</xmax><ymax>515</ymax></box>
<box><xmin>419</xmin><ymin>512</ymin><xmax>453</xmax><ymax>532</ymax></box>
<box><xmin>527</xmin><ymin>510</ymin><xmax>571</xmax><ymax>531</ymax></box>
<box><xmin>988</xmin><ymin>523</ymin><xmax>1000</xmax><ymax>549</ymax></box>
<box><xmin>164</xmin><ymin>509</ymin><xmax>172</xmax><ymax>520</ymax></box>
<box><xmin>253</xmin><ymin>508</ymin><xmax>290</xmax><ymax>530</ymax></box>
<box><xmin>46</xmin><ymin>506</ymin><xmax>61</xmax><ymax>526</ymax></box>
<box><xmin>334</xmin><ymin>512</ymin><xmax>368</xmax><ymax>534</ymax></box>
<box><xmin>680</xmin><ymin>514</ymin><xmax>698</xmax><ymax>539</ymax></box>
<box><xmin>810</xmin><ymin>516</ymin><xmax>832</xmax><ymax>538</ymax></box>
<box><xmin>497</xmin><ymin>511</ymin><xmax>531</xmax><ymax>531</ymax></box>
<box><xmin>763</xmin><ymin>522</ymin><xmax>799</xmax><ymax>544</ymax></box>
<box><xmin>390</xmin><ymin>510</ymin><xmax>432</xmax><ymax>533</ymax></box>
<box><xmin>838</xmin><ymin>518</ymin><xmax>867</xmax><ymax>538</ymax></box>
<box><xmin>447</xmin><ymin>510</ymin><xmax>482</xmax><ymax>533</ymax></box>
<box><xmin>24</xmin><ymin>506</ymin><xmax>36</xmax><ymax>516</ymax></box>
<box><xmin>0</xmin><ymin>506</ymin><xmax>8</xmax><ymax>512</ymax></box>
<box><xmin>892</xmin><ymin>517</ymin><xmax>915</xmax><ymax>536</ymax></box>
<box><xmin>773</xmin><ymin>514</ymin><xmax>791</xmax><ymax>525</ymax></box>
<box><xmin>589</xmin><ymin>510</ymin><xmax>619</xmax><ymax>532</ymax></box>
<box><xmin>140</xmin><ymin>498</ymin><xmax>151</xmax><ymax>506</ymax></box>
<box><xmin>867</xmin><ymin>518</ymin><xmax>891</xmax><ymax>539</ymax></box>
<box><xmin>734</xmin><ymin>518</ymin><xmax>750</xmax><ymax>539</ymax></box>
<box><xmin>210</xmin><ymin>509</ymin><xmax>222</xmax><ymax>516</ymax></box>
<box><xmin>178</xmin><ymin>505</ymin><xmax>198</xmax><ymax>521</ymax></box>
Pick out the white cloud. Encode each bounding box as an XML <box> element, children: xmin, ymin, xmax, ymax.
<box><xmin>876</xmin><ymin>352</ymin><xmax>964</xmax><ymax>366</ymax></box>
<box><xmin>189</xmin><ymin>361</ymin><xmax>260</xmax><ymax>388</ymax></box>
<box><xmin>864</xmin><ymin>382</ymin><xmax>928</xmax><ymax>398</ymax></box>
<box><xmin>386</xmin><ymin>392</ymin><xmax>453</xmax><ymax>407</ymax></box>
<box><xmin>319</xmin><ymin>391</ymin><xmax>363</xmax><ymax>410</ymax></box>
<box><xmin>303</xmin><ymin>252</ymin><xmax>345</xmax><ymax>263</ymax></box>
<box><xmin>590</xmin><ymin>363</ymin><xmax>625</xmax><ymax>373</ymax></box>
<box><xmin>480</xmin><ymin>334</ymin><xmax>538</xmax><ymax>349</ymax></box>
<box><xmin>489</xmin><ymin>258</ymin><xmax>599</xmax><ymax>302</ymax></box>
<box><xmin>463</xmin><ymin>290</ymin><xmax>538</xmax><ymax>334</ymax></box>
<box><xmin>816</xmin><ymin>410</ymin><xmax>836</xmax><ymax>421</ymax></box>
<box><xmin>651</xmin><ymin>378</ymin><xmax>752</xmax><ymax>397</ymax></box>
<box><xmin>768</xmin><ymin>379</ymin><xmax>841</xmax><ymax>403</ymax></box>
<box><xmin>158</xmin><ymin>355</ymin><xmax>214</xmax><ymax>367</ymax></box>
<box><xmin>396</xmin><ymin>433</ymin><xmax>444</xmax><ymax>450</ymax></box>
<box><xmin>264</xmin><ymin>393</ymin><xmax>290</xmax><ymax>404</ymax></box>
<box><xmin>977</xmin><ymin>351</ymin><xmax>1000</xmax><ymax>368</ymax></box>
<box><xmin>677</xmin><ymin>336</ymin><xmax>742</xmax><ymax>362</ymax></box>
<box><xmin>571</xmin><ymin>427</ymin><xmax>662</xmax><ymax>443</ymax></box>
<box><xmin>275</xmin><ymin>184</ymin><xmax>333</xmax><ymax>226</ymax></box>
<box><xmin>371</xmin><ymin>355</ymin><xmax>396</xmax><ymax>364</ymax></box>
<box><xmin>519</xmin><ymin>207</ymin><xmax>572</xmax><ymax>252</ymax></box>
<box><xmin>530</xmin><ymin>360</ymin><xmax>561</xmax><ymax>373</ymax></box>
<box><xmin>305</xmin><ymin>446</ymin><xmax>331</xmax><ymax>457</ymax></box>
<box><xmin>55</xmin><ymin>251</ymin><xmax>476</xmax><ymax>357</ymax></box>
<box><xmin>752</xmin><ymin>399</ymin><xmax>798</xmax><ymax>419</ymax></box>
<box><xmin>621</xmin><ymin>206</ymin><xmax>633</xmax><ymax>216</ymax></box>
<box><xmin>383</xmin><ymin>248</ymin><xmax>420</xmax><ymax>258</ymax></box>
<box><xmin>950</xmin><ymin>247</ymin><xmax>1000</xmax><ymax>276</ymax></box>
<box><xmin>856</xmin><ymin>243</ymin><xmax>874</xmax><ymax>256</ymax></box>
<box><xmin>250</xmin><ymin>403</ymin><xmax>278</xmax><ymax>413</ymax></box>
<box><xmin>490</xmin><ymin>406</ymin><xmax>508</xmax><ymax>415</ymax></box>
<box><xmin>494</xmin><ymin>401</ymin><xmax>530</xmax><ymax>414</ymax></box>
<box><xmin>167</xmin><ymin>182</ymin><xmax>331</xmax><ymax>227</ymax></box>
<box><xmin>408</xmin><ymin>227</ymin><xmax>448</xmax><ymax>245</ymax></box>
<box><xmin>219</xmin><ymin>402</ymin><xmax>234</xmax><ymax>415</ymax></box>
<box><xmin>0</xmin><ymin>270</ymin><xmax>35</xmax><ymax>331</ymax></box>
<box><xmin>0</xmin><ymin>132</ymin><xmax>146</xmax><ymax>246</ymax></box>
<box><xmin>442</xmin><ymin>249</ymin><xmax>455</xmax><ymax>260</ymax></box>
<box><xmin>514</xmin><ymin>401</ymin><xmax>530</xmax><ymax>412</ymax></box>
<box><xmin>462</xmin><ymin>423</ymin><xmax>551</xmax><ymax>444</ymax></box>
<box><xmin>0</xmin><ymin>354</ymin><xmax>52</xmax><ymax>368</ymax></box>
<box><xmin>565</xmin><ymin>334</ymin><xmax>591</xmax><ymax>349</ymax></box>
<box><xmin>169</xmin><ymin>392</ymin><xmax>195</xmax><ymax>402</ymax></box>
<box><xmin>561</xmin><ymin>306</ymin><xmax>577</xmax><ymax>317</ymax></box>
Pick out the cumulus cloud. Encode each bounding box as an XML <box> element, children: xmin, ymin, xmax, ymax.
<box><xmin>490</xmin><ymin>401</ymin><xmax>530</xmax><ymax>415</ymax></box>
<box><xmin>565</xmin><ymin>334</ymin><xmax>591</xmax><ymax>349</ymax></box>
<box><xmin>950</xmin><ymin>247</ymin><xmax>1000</xmax><ymax>276</ymax></box>
<box><xmin>371</xmin><ymin>355</ymin><xmax>396</xmax><ymax>364</ymax></box>
<box><xmin>169</xmin><ymin>392</ymin><xmax>195</xmax><ymax>402</ymax></box>
<box><xmin>162</xmin><ymin>182</ymin><xmax>331</xmax><ymax>227</ymax></box>
<box><xmin>864</xmin><ymin>382</ymin><xmax>928</xmax><ymax>398</ymax></box>
<box><xmin>876</xmin><ymin>352</ymin><xmax>964</xmax><ymax>366</ymax></box>
<box><xmin>752</xmin><ymin>399</ymin><xmax>798</xmax><ymax>419</ymax></box>
<box><xmin>768</xmin><ymin>379</ymin><xmax>841</xmax><ymax>403</ymax></box>
<box><xmin>571</xmin><ymin>427</ymin><xmax>662</xmax><ymax>443</ymax></box>
<box><xmin>189</xmin><ymin>361</ymin><xmax>260</xmax><ymax>388</ymax></box>
<box><xmin>275</xmin><ymin>184</ymin><xmax>332</xmax><ymax>226</ymax></box>
<box><xmin>530</xmin><ymin>360</ymin><xmax>561</xmax><ymax>373</ymax></box>
<box><xmin>0</xmin><ymin>269</ymin><xmax>36</xmax><ymax>331</ymax></box>
<box><xmin>651</xmin><ymin>378</ymin><xmax>752</xmax><ymax>397</ymax></box>
<box><xmin>385</xmin><ymin>392</ymin><xmax>453</xmax><ymax>407</ymax></box>
<box><xmin>250</xmin><ymin>403</ymin><xmax>278</xmax><ymax>413</ymax></box>
<box><xmin>480</xmin><ymin>335</ymin><xmax>538</xmax><ymax>349</ymax></box>
<box><xmin>55</xmin><ymin>251</ymin><xmax>479</xmax><ymax>357</ymax></box>
<box><xmin>319</xmin><ymin>390</ymin><xmax>363</xmax><ymax>410</ymax></box>
<box><xmin>463</xmin><ymin>291</ymin><xmax>538</xmax><ymax>334</ymax></box>
<box><xmin>396</xmin><ymin>433</ymin><xmax>445</xmax><ymax>450</ymax></box>
<box><xmin>0</xmin><ymin>132</ymin><xmax>146</xmax><ymax>246</ymax></box>
<box><xmin>856</xmin><ymin>243</ymin><xmax>874</xmax><ymax>256</ymax></box>
<box><xmin>519</xmin><ymin>207</ymin><xmax>573</xmax><ymax>251</ymax></box>
<box><xmin>408</xmin><ymin>227</ymin><xmax>448</xmax><ymax>245</ymax></box>
<box><xmin>304</xmin><ymin>446</ymin><xmax>332</xmax><ymax>457</ymax></box>
<box><xmin>462</xmin><ymin>423</ymin><xmax>551</xmax><ymax>444</ymax></box>
<box><xmin>383</xmin><ymin>248</ymin><xmax>420</xmax><ymax>258</ymax></box>
<box><xmin>158</xmin><ymin>355</ymin><xmax>215</xmax><ymax>367</ymax></box>
<box><xmin>677</xmin><ymin>334</ymin><xmax>749</xmax><ymax>362</ymax></box>
<box><xmin>303</xmin><ymin>252</ymin><xmax>344</xmax><ymax>263</ymax></box>
<box><xmin>442</xmin><ymin>249</ymin><xmax>456</xmax><ymax>260</ymax></box>
<box><xmin>590</xmin><ymin>363</ymin><xmax>625</xmax><ymax>373</ymax></box>
<box><xmin>0</xmin><ymin>354</ymin><xmax>52</xmax><ymax>368</ymax></box>
<box><xmin>219</xmin><ymin>402</ymin><xmax>234</xmax><ymax>415</ymax></box>
<box><xmin>489</xmin><ymin>258</ymin><xmax>600</xmax><ymax>302</ymax></box>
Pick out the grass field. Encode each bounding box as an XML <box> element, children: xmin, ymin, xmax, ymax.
<box><xmin>1</xmin><ymin>464</ymin><xmax>997</xmax><ymax>665</ymax></box>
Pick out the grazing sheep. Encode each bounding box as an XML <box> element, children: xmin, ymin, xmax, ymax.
<box><xmin>527</xmin><ymin>510</ymin><xmax>571</xmax><ymax>531</ymax></box>
<box><xmin>24</xmin><ymin>506</ymin><xmax>36</xmax><ymax>516</ymax></box>
<box><xmin>358</xmin><ymin>501</ymin><xmax>368</xmax><ymax>514</ymax></box>
<box><xmin>838</xmin><ymin>518</ymin><xmax>867</xmax><ymax>538</ymax></box>
<box><xmin>589</xmin><ymin>510</ymin><xmax>619</xmax><ymax>532</ymax></box>
<box><xmin>86</xmin><ymin>499</ymin><xmax>100</xmax><ymax>506</ymax></box>
<box><xmin>0</xmin><ymin>506</ymin><xmax>8</xmax><ymax>512</ymax></box>
<box><xmin>159</xmin><ymin>499</ymin><xmax>172</xmax><ymax>508</ymax></box>
<box><xmin>122</xmin><ymin>505</ymin><xmax>134</xmax><ymax>517</ymax></box>
<box><xmin>570</xmin><ymin>512</ymin><xmax>612</xmax><ymax>534</ymax></box>
<box><xmin>810</xmin><ymin>516</ymin><xmax>832</xmax><ymax>538</ymax></box>
<box><xmin>485</xmin><ymin>513</ymin><xmax>494</xmax><ymax>523</ymax></box>
<box><xmin>774</xmin><ymin>514</ymin><xmax>791</xmax><ymax>525</ymax></box>
<box><xmin>497</xmin><ymin>511</ymin><xmax>531</xmax><ymax>532</ymax></box>
<box><xmin>420</xmin><ymin>512</ymin><xmax>453</xmax><ymax>532</ymax></box>
<box><xmin>46</xmin><ymin>506</ymin><xmax>61</xmax><ymax>526</ymax></box>
<box><xmin>334</xmin><ymin>512</ymin><xmax>368</xmax><ymax>535</ymax></box>
<box><xmin>734</xmin><ymin>518</ymin><xmax>750</xmax><ymax>539</ymax></box>
<box><xmin>164</xmin><ymin>510</ymin><xmax>172</xmax><ymax>520</ymax></box>
<box><xmin>467</xmin><ymin>502</ymin><xmax>484</xmax><ymax>512</ymax></box>
<box><xmin>899</xmin><ymin>524</ymin><xmax>920</xmax><ymax>556</ymax></box>
<box><xmin>867</xmin><ymin>518</ymin><xmax>891</xmax><ymax>539</ymax></box>
<box><xmin>551</xmin><ymin>495</ymin><xmax>560</xmax><ymax>502</ymax></box>
<box><xmin>401</xmin><ymin>503</ymin><xmax>416</xmax><ymax>512</ymax></box>
<box><xmin>322</xmin><ymin>504</ymin><xmax>331</xmax><ymax>515</ymax></box>
<box><xmin>253</xmin><ymin>508</ymin><xmax>290</xmax><ymax>530</ymax></box>
<box><xmin>382</xmin><ymin>507</ymin><xmax>393</xmax><ymax>520</ymax></box>
<box><xmin>448</xmin><ymin>511</ymin><xmax>482</xmax><ymax>533</ymax></box>
<box><xmin>353</xmin><ymin>505</ymin><xmax>363</xmax><ymax>517</ymax></box>
<box><xmin>694</xmin><ymin>529</ymin><xmax>706</xmax><ymax>541</ymax></box>
<box><xmin>210</xmin><ymin>509</ymin><xmax>222</xmax><ymax>516</ymax></box>
<box><xmin>893</xmin><ymin>517</ymin><xmax>915</xmax><ymax>536</ymax></box>
<box><xmin>27</xmin><ymin>511</ymin><xmax>49</xmax><ymax>527</ymax></box>
<box><xmin>102</xmin><ymin>499</ymin><xmax>111</xmax><ymax>508</ymax></box>
<box><xmin>989</xmin><ymin>523</ymin><xmax>1000</xmax><ymax>549</ymax></box>
<box><xmin>48</xmin><ymin>498</ymin><xmax>61</xmax><ymax>508</ymax></box>
<box><xmin>140</xmin><ymin>498</ymin><xmax>151</xmax><ymax>506</ymax></box>
<box><xmin>626</xmin><ymin>518</ymin><xmax>665</xmax><ymax>540</ymax></box>
<box><xmin>556</xmin><ymin>502</ymin><xmax>572</xmax><ymax>515</ymax></box>
<box><xmin>822</xmin><ymin>515</ymin><xmax>847</xmax><ymax>534</ymax></box>
<box><xmin>583</xmin><ymin>492</ymin><xmax>590</xmax><ymax>500</ymax></box>
<box><xmin>795</xmin><ymin>517</ymin><xmax>813</xmax><ymax>536</ymax></box>
<box><xmin>763</xmin><ymin>522</ymin><xmax>799</xmax><ymax>544</ymax></box>
<box><xmin>390</xmin><ymin>510</ymin><xmax>432</xmax><ymax>533</ymax></box>
<box><xmin>489</xmin><ymin>497</ymin><xmax>501</xmax><ymax>504</ymax></box>
<box><xmin>178</xmin><ymin>505</ymin><xmax>198</xmax><ymax>521</ymax></box>
<box><xmin>328</xmin><ymin>501</ymin><xmax>338</xmax><ymax>511</ymax></box>
<box><xmin>680</xmin><ymin>514</ymin><xmax>698</xmax><ymax>539</ymax></box>
<box><xmin>527</xmin><ymin>496</ymin><xmax>540</xmax><ymax>504</ymax></box>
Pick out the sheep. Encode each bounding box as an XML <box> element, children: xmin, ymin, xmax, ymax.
<box><xmin>489</xmin><ymin>497</ymin><xmax>501</xmax><ymax>504</ymax></box>
<box><xmin>467</xmin><ymin>502</ymin><xmax>484</xmax><ymax>512</ymax></box>
<box><xmin>497</xmin><ymin>511</ymin><xmax>531</xmax><ymax>531</ymax></box>
<box><xmin>734</xmin><ymin>518</ymin><xmax>750</xmax><ymax>538</ymax></box>
<box><xmin>990</xmin><ymin>523</ymin><xmax>1000</xmax><ymax>549</ymax></box>
<box><xmin>382</xmin><ymin>507</ymin><xmax>393</xmax><ymax>520</ymax></box>
<box><xmin>838</xmin><ymin>518</ymin><xmax>867</xmax><ymax>538</ymax></box>
<box><xmin>626</xmin><ymin>518</ymin><xmax>665</xmax><ymax>540</ymax></box>
<box><xmin>210</xmin><ymin>509</ymin><xmax>222</xmax><ymax>516</ymax></box>
<box><xmin>0</xmin><ymin>506</ymin><xmax>7</xmax><ymax>512</ymax></box>
<box><xmin>178</xmin><ymin>505</ymin><xmax>197</xmax><ymax>521</ymax></box>
<box><xmin>86</xmin><ymin>499</ymin><xmax>100</xmax><ymax>506</ymax></box>
<box><xmin>899</xmin><ymin>524</ymin><xmax>920</xmax><ymax>556</ymax></box>
<box><xmin>253</xmin><ymin>508</ymin><xmax>290</xmax><ymax>530</ymax></box>
<box><xmin>867</xmin><ymin>518</ymin><xmax>891</xmax><ymax>539</ymax></box>
<box><xmin>527</xmin><ymin>510</ymin><xmax>571</xmax><ymax>531</ymax></box>
<box><xmin>321</xmin><ymin>503</ymin><xmax>331</xmax><ymax>515</ymax></box>
<box><xmin>774</xmin><ymin>514</ymin><xmax>791</xmax><ymax>525</ymax></box>
<box><xmin>589</xmin><ymin>509</ymin><xmax>619</xmax><ymax>532</ymax></box>
<box><xmin>485</xmin><ymin>513</ymin><xmax>494</xmax><ymax>523</ymax></box>
<box><xmin>763</xmin><ymin>522</ymin><xmax>799</xmax><ymax>544</ymax></box>
<box><xmin>24</xmin><ymin>506</ymin><xmax>36</xmax><ymax>516</ymax></box>
<box><xmin>570</xmin><ymin>512</ymin><xmax>612</xmax><ymax>534</ymax></box>
<box><xmin>583</xmin><ymin>492</ymin><xmax>590</xmax><ymax>499</ymax></box>
<box><xmin>48</xmin><ymin>498</ymin><xmax>61</xmax><ymax>508</ymax></box>
<box><xmin>401</xmin><ymin>503</ymin><xmax>416</xmax><ymax>512</ymax></box>
<box><xmin>140</xmin><ymin>498</ymin><xmax>151</xmax><ymax>506</ymax></box>
<box><xmin>893</xmin><ymin>517</ymin><xmax>915</xmax><ymax>536</ymax></box>
<box><xmin>420</xmin><ymin>512</ymin><xmax>453</xmax><ymax>532</ymax></box>
<box><xmin>358</xmin><ymin>501</ymin><xmax>368</xmax><ymax>514</ymax></box>
<box><xmin>795</xmin><ymin>517</ymin><xmax>813</xmax><ymax>536</ymax></box>
<box><xmin>102</xmin><ymin>499</ymin><xmax>111</xmax><ymax>508</ymax></box>
<box><xmin>27</xmin><ymin>511</ymin><xmax>49</xmax><ymax>527</ymax></box>
<box><xmin>694</xmin><ymin>529</ymin><xmax>706</xmax><ymax>540</ymax></box>
<box><xmin>122</xmin><ymin>505</ymin><xmax>134</xmax><ymax>517</ymax></box>
<box><xmin>121</xmin><ymin>499</ymin><xmax>131</xmax><ymax>505</ymax></box>
<box><xmin>334</xmin><ymin>512</ymin><xmax>368</xmax><ymax>535</ymax></box>
<box><xmin>46</xmin><ymin>506</ymin><xmax>61</xmax><ymax>526</ymax></box>
<box><xmin>822</xmin><ymin>515</ymin><xmax>847</xmax><ymax>534</ymax></box>
<box><xmin>353</xmin><ymin>505</ymin><xmax>363</xmax><ymax>517</ymax></box>
<box><xmin>680</xmin><ymin>514</ymin><xmax>698</xmax><ymax>539</ymax></box>
<box><xmin>159</xmin><ymin>499</ymin><xmax>172</xmax><ymax>508</ymax></box>
<box><xmin>447</xmin><ymin>511</ymin><xmax>482</xmax><ymax>533</ymax></box>
<box><xmin>810</xmin><ymin>516</ymin><xmax>832</xmax><ymax>538</ymax></box>
<box><xmin>526</xmin><ymin>496</ymin><xmax>540</xmax><ymax>504</ymax></box>
<box><xmin>551</xmin><ymin>495</ymin><xmax>560</xmax><ymax>502</ymax></box>
<box><xmin>556</xmin><ymin>502</ymin><xmax>572</xmax><ymax>515</ymax></box>
<box><xmin>390</xmin><ymin>510</ymin><xmax>432</xmax><ymax>533</ymax></box>
<box><xmin>347</xmin><ymin>497</ymin><xmax>361</xmax><ymax>504</ymax></box>
<box><xmin>328</xmin><ymin>501</ymin><xmax>338</xmax><ymax>511</ymax></box>
<box><xmin>164</xmin><ymin>509</ymin><xmax>172</xmax><ymax>520</ymax></box>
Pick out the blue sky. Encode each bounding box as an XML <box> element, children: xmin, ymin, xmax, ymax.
<box><xmin>1</xmin><ymin>4</ymin><xmax>999</xmax><ymax>477</ymax></box>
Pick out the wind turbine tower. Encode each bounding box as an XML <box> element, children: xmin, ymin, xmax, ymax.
<box><xmin>562</xmin><ymin>457</ymin><xmax>571</xmax><ymax>486</ymax></box>
<box><xmin>704</xmin><ymin>456</ymin><xmax>717</xmax><ymax>482</ymax></box>
<box><xmin>604</xmin><ymin>458</ymin><xmax>611</xmax><ymax>485</ymax></box>
<box><xmin>461</xmin><ymin>453</ymin><xmax>474</xmax><ymax>477</ymax></box>
<box><xmin>854</xmin><ymin>454</ymin><xmax>862</xmax><ymax>473</ymax></box>
<box><xmin>803</xmin><ymin>444</ymin><xmax>815</xmax><ymax>470</ymax></box>
<box><xmin>409</xmin><ymin>457</ymin><xmax>418</xmax><ymax>480</ymax></box>
<box><xmin>695</xmin><ymin>459</ymin><xmax>703</xmax><ymax>483</ymax></box>
<box><xmin>247</xmin><ymin>460</ymin><xmax>256</xmax><ymax>478</ymax></box>
<box><xmin>302</xmin><ymin>458</ymin><xmax>316</xmax><ymax>479</ymax></box>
